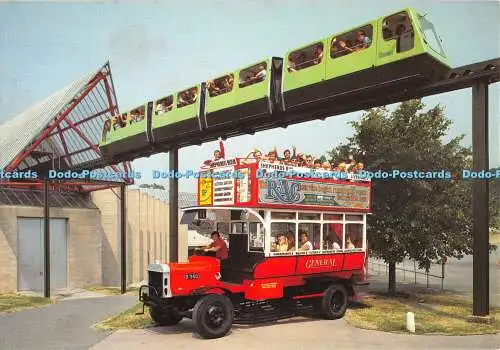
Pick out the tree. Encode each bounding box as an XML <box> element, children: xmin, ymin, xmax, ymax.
<box><xmin>324</xmin><ymin>99</ymin><xmax>474</xmax><ymax>294</ymax></box>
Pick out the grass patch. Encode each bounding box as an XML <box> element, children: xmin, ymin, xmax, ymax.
<box><xmin>85</xmin><ymin>286</ymin><xmax>139</xmax><ymax>296</ymax></box>
<box><xmin>346</xmin><ymin>290</ymin><xmax>500</xmax><ymax>335</ymax></box>
<box><xmin>95</xmin><ymin>302</ymin><xmax>154</xmax><ymax>330</ymax></box>
<box><xmin>0</xmin><ymin>293</ymin><xmax>54</xmax><ymax>313</ymax></box>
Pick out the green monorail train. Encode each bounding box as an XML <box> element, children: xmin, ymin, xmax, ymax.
<box><xmin>99</xmin><ymin>8</ymin><xmax>450</xmax><ymax>160</ymax></box>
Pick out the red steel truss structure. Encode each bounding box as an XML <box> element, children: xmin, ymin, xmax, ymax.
<box><xmin>0</xmin><ymin>62</ymin><xmax>132</xmax><ymax>192</ymax></box>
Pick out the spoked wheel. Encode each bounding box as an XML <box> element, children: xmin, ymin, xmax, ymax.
<box><xmin>320</xmin><ymin>284</ymin><xmax>348</xmax><ymax>319</ymax></box>
<box><xmin>193</xmin><ymin>294</ymin><xmax>233</xmax><ymax>339</ymax></box>
<box><xmin>149</xmin><ymin>306</ymin><xmax>183</xmax><ymax>326</ymax></box>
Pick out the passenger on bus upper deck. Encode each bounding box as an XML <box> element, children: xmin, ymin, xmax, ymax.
<box><xmin>305</xmin><ymin>155</ymin><xmax>314</xmax><ymax>168</ymax></box>
<box><xmin>295</xmin><ymin>153</ymin><xmax>305</xmax><ymax>167</ymax></box>
<box><xmin>213</xmin><ymin>137</ymin><xmax>225</xmax><ymax>161</ymax></box>
<box><xmin>267</xmin><ymin>149</ymin><xmax>278</xmax><ymax>163</ymax></box>
<box><xmin>298</xmin><ymin>231</ymin><xmax>313</xmax><ymax>251</ymax></box>
<box><xmin>203</xmin><ymin>137</ymin><xmax>225</xmax><ymax>166</ymax></box>
<box><xmin>352</xmin><ymin>162</ymin><xmax>364</xmax><ymax>173</ymax></box>
<box><xmin>281</xmin><ymin>146</ymin><xmax>296</xmax><ymax>164</ymax></box>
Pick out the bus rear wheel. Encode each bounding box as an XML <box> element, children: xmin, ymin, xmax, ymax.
<box><xmin>193</xmin><ymin>294</ymin><xmax>233</xmax><ymax>339</ymax></box>
<box><xmin>149</xmin><ymin>306</ymin><xmax>183</xmax><ymax>326</ymax></box>
<box><xmin>320</xmin><ymin>283</ymin><xmax>348</xmax><ymax>319</ymax></box>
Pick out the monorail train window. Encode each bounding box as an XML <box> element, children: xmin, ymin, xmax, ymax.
<box><xmin>345</xmin><ymin>214</ymin><xmax>363</xmax><ymax>222</ymax></box>
<box><xmin>239</xmin><ymin>62</ymin><xmax>267</xmax><ymax>88</ymax></box>
<box><xmin>382</xmin><ymin>12</ymin><xmax>414</xmax><ymax>53</ymax></box>
<box><xmin>298</xmin><ymin>212</ymin><xmax>320</xmax><ymax>220</ymax></box>
<box><xmin>330</xmin><ymin>24</ymin><xmax>373</xmax><ymax>59</ymax></box>
<box><xmin>112</xmin><ymin>114</ymin><xmax>126</xmax><ymax>129</ymax></box>
<box><xmin>155</xmin><ymin>96</ymin><xmax>173</xmax><ymax>116</ymax></box>
<box><xmin>298</xmin><ymin>223</ymin><xmax>320</xmax><ymax>250</ymax></box>
<box><xmin>288</xmin><ymin>42</ymin><xmax>324</xmax><ymax>72</ymax></box>
<box><xmin>323</xmin><ymin>213</ymin><xmax>343</xmax><ymax>221</ymax></box>
<box><xmin>346</xmin><ymin>223</ymin><xmax>363</xmax><ymax>249</ymax></box>
<box><xmin>323</xmin><ymin>223</ymin><xmax>343</xmax><ymax>250</ymax></box>
<box><xmin>271</xmin><ymin>211</ymin><xmax>296</xmax><ymax>220</ymax></box>
<box><xmin>418</xmin><ymin>14</ymin><xmax>445</xmax><ymax>56</ymax></box>
<box><xmin>177</xmin><ymin>87</ymin><xmax>198</xmax><ymax>108</ymax></box>
<box><xmin>130</xmin><ymin>106</ymin><xmax>145</xmax><ymax>123</ymax></box>
<box><xmin>206</xmin><ymin>73</ymin><xmax>234</xmax><ymax>97</ymax></box>
<box><xmin>271</xmin><ymin>222</ymin><xmax>296</xmax><ymax>252</ymax></box>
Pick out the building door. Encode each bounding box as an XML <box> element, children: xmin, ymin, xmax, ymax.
<box><xmin>17</xmin><ymin>218</ymin><xmax>68</xmax><ymax>293</ymax></box>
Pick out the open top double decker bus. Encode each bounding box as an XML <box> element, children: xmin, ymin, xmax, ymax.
<box><xmin>139</xmin><ymin>156</ymin><xmax>371</xmax><ymax>339</ymax></box>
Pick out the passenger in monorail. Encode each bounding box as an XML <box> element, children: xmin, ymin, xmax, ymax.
<box><xmin>312</xmin><ymin>44</ymin><xmax>323</xmax><ymax>64</ymax></box>
<box><xmin>178</xmin><ymin>87</ymin><xmax>198</xmax><ymax>107</ymax></box>
<box><xmin>354</xmin><ymin>30</ymin><xmax>371</xmax><ymax>50</ymax></box>
<box><xmin>254</xmin><ymin>65</ymin><xmax>266</xmax><ymax>81</ymax></box>
<box><xmin>331</xmin><ymin>39</ymin><xmax>350</xmax><ymax>58</ymax></box>
<box><xmin>223</xmin><ymin>75</ymin><xmax>234</xmax><ymax>91</ymax></box>
<box><xmin>296</xmin><ymin>52</ymin><xmax>309</xmax><ymax>70</ymax></box>
<box><xmin>206</xmin><ymin>80</ymin><xmax>220</xmax><ymax>97</ymax></box>
<box><xmin>288</xmin><ymin>56</ymin><xmax>296</xmax><ymax>72</ymax></box>
<box><xmin>155</xmin><ymin>98</ymin><xmax>173</xmax><ymax>115</ymax></box>
<box><xmin>131</xmin><ymin>109</ymin><xmax>144</xmax><ymax>123</ymax></box>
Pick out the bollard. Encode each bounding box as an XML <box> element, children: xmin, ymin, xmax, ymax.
<box><xmin>406</xmin><ymin>312</ymin><xmax>415</xmax><ymax>333</ymax></box>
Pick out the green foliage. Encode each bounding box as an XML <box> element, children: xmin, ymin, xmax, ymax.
<box><xmin>325</xmin><ymin>99</ymin><xmax>475</xmax><ymax>273</ymax></box>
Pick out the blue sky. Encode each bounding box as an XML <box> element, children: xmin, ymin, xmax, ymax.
<box><xmin>0</xmin><ymin>0</ymin><xmax>498</xmax><ymax>193</ymax></box>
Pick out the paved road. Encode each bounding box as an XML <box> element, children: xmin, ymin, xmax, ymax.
<box><xmin>90</xmin><ymin>317</ymin><xmax>499</xmax><ymax>350</ymax></box>
<box><xmin>369</xmin><ymin>249</ymin><xmax>500</xmax><ymax>306</ymax></box>
<box><xmin>0</xmin><ymin>294</ymin><xmax>136</xmax><ymax>350</ymax></box>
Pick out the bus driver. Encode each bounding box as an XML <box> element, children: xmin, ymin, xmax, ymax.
<box><xmin>197</xmin><ymin>231</ymin><xmax>228</xmax><ymax>260</ymax></box>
